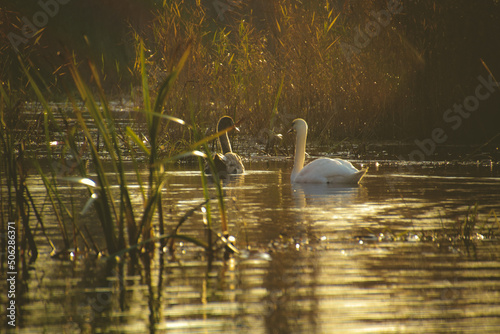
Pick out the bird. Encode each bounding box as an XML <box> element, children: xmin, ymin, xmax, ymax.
<box><xmin>205</xmin><ymin>116</ymin><xmax>245</xmax><ymax>177</ymax></box>
<box><xmin>289</xmin><ymin>118</ymin><xmax>366</xmax><ymax>184</ymax></box>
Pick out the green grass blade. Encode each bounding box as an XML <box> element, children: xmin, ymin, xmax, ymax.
<box><xmin>126</xmin><ymin>126</ymin><xmax>151</xmax><ymax>155</ymax></box>
<box><xmin>140</xmin><ymin>39</ymin><xmax>152</xmax><ymax>121</ymax></box>
<box><xmin>19</xmin><ymin>57</ymin><xmax>59</xmax><ymax>161</ymax></box>
<box><xmin>190</xmin><ymin>125</ymin><xmax>238</xmax><ymax>150</ymax></box>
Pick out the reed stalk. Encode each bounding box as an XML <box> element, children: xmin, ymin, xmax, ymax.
<box><xmin>0</xmin><ymin>81</ymin><xmax>38</xmax><ymax>263</ymax></box>
<box><xmin>10</xmin><ymin>25</ymin><xmax>240</xmax><ymax>261</ymax></box>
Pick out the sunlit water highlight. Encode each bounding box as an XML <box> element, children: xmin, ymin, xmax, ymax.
<box><xmin>1</xmin><ymin>160</ymin><xmax>500</xmax><ymax>333</ymax></box>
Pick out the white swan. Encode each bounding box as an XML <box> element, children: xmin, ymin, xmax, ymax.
<box><xmin>206</xmin><ymin>116</ymin><xmax>245</xmax><ymax>176</ymax></box>
<box><xmin>289</xmin><ymin>118</ymin><xmax>366</xmax><ymax>184</ymax></box>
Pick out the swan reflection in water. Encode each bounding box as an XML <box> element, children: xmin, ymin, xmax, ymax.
<box><xmin>291</xmin><ymin>182</ymin><xmax>363</xmax><ymax>209</ymax></box>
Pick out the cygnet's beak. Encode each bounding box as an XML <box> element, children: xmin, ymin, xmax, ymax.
<box><xmin>233</xmin><ymin>119</ymin><xmax>243</xmax><ymax>132</ymax></box>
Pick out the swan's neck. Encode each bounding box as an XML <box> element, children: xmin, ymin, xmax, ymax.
<box><xmin>219</xmin><ymin>133</ymin><xmax>232</xmax><ymax>154</ymax></box>
<box><xmin>291</xmin><ymin>125</ymin><xmax>307</xmax><ymax>181</ymax></box>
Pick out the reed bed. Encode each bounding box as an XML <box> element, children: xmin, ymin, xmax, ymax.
<box><xmin>2</xmin><ymin>1</ymin><xmax>499</xmax><ymax>146</ymax></box>
<box><xmin>140</xmin><ymin>0</ymin><xmax>500</xmax><ymax>147</ymax></box>
<box><xmin>1</xmin><ymin>44</ymin><xmax>239</xmax><ymax>266</ymax></box>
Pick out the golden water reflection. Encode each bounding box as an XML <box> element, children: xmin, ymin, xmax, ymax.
<box><xmin>1</xmin><ymin>161</ymin><xmax>500</xmax><ymax>333</ymax></box>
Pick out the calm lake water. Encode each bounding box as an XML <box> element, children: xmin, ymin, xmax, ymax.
<box><xmin>2</xmin><ymin>158</ymin><xmax>500</xmax><ymax>333</ymax></box>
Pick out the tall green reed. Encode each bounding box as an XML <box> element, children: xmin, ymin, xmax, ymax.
<box><xmin>0</xmin><ymin>81</ymin><xmax>39</xmax><ymax>263</ymax></box>
<box><xmin>18</xmin><ymin>39</ymin><xmax>236</xmax><ymax>260</ymax></box>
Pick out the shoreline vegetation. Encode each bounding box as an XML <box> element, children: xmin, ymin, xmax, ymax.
<box><xmin>1</xmin><ymin>0</ymin><xmax>499</xmax><ymax>148</ymax></box>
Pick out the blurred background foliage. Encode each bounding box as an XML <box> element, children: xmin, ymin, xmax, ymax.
<box><xmin>1</xmin><ymin>0</ymin><xmax>499</xmax><ymax>147</ymax></box>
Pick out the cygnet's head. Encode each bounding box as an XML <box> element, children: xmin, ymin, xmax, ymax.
<box><xmin>217</xmin><ymin>116</ymin><xmax>238</xmax><ymax>132</ymax></box>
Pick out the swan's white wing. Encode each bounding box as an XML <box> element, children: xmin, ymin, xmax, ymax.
<box><xmin>294</xmin><ymin>158</ymin><xmax>365</xmax><ymax>184</ymax></box>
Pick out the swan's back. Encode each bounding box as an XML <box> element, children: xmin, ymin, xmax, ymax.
<box><xmin>222</xmin><ymin>153</ymin><xmax>245</xmax><ymax>174</ymax></box>
<box><xmin>293</xmin><ymin>158</ymin><xmax>366</xmax><ymax>184</ymax></box>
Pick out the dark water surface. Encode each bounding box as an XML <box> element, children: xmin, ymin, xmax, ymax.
<box><xmin>2</xmin><ymin>159</ymin><xmax>500</xmax><ymax>333</ymax></box>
